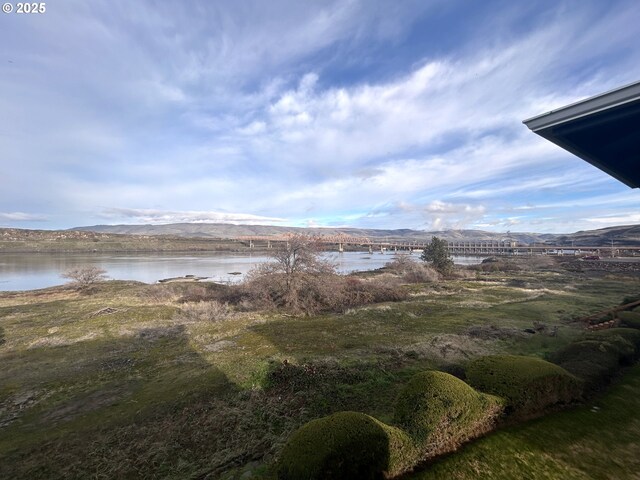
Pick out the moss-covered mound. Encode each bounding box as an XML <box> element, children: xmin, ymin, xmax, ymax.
<box><xmin>586</xmin><ymin>328</ymin><xmax>640</xmax><ymax>360</ymax></box>
<box><xmin>618</xmin><ymin>311</ymin><xmax>640</xmax><ymax>329</ymax></box>
<box><xmin>551</xmin><ymin>340</ymin><xmax>622</xmax><ymax>388</ymax></box>
<box><xmin>590</xmin><ymin>327</ymin><xmax>640</xmax><ymax>348</ymax></box>
<box><xmin>621</xmin><ymin>294</ymin><xmax>640</xmax><ymax>306</ymax></box>
<box><xmin>394</xmin><ymin>371</ymin><xmax>503</xmax><ymax>448</ymax></box>
<box><xmin>277</xmin><ymin>411</ymin><xmax>415</xmax><ymax>480</ymax></box>
<box><xmin>551</xmin><ymin>329</ymin><xmax>640</xmax><ymax>390</ymax></box>
<box><xmin>465</xmin><ymin>355</ymin><xmax>582</xmax><ymax>416</ymax></box>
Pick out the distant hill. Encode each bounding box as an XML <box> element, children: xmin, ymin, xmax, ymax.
<box><xmin>555</xmin><ymin>224</ymin><xmax>640</xmax><ymax>247</ymax></box>
<box><xmin>1</xmin><ymin>223</ymin><xmax>639</xmax><ymax>253</ymax></box>
<box><xmin>70</xmin><ymin>223</ymin><xmax>559</xmax><ymax>244</ymax></box>
<box><xmin>70</xmin><ymin>222</ymin><xmax>640</xmax><ymax>246</ymax></box>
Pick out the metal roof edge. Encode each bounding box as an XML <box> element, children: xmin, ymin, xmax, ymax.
<box><xmin>522</xmin><ymin>79</ymin><xmax>640</xmax><ymax>131</ymax></box>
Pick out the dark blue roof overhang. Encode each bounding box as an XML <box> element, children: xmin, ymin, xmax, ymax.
<box><xmin>523</xmin><ymin>80</ymin><xmax>640</xmax><ymax>188</ymax></box>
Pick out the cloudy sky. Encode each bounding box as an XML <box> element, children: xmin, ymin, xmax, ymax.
<box><xmin>1</xmin><ymin>0</ymin><xmax>639</xmax><ymax>233</ymax></box>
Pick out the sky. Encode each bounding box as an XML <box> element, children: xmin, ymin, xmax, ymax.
<box><xmin>1</xmin><ymin>0</ymin><xmax>639</xmax><ymax>234</ymax></box>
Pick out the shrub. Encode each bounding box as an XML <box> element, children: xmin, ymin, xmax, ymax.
<box><xmin>244</xmin><ymin>269</ymin><xmax>346</xmax><ymax>315</ymax></box>
<box><xmin>550</xmin><ymin>330</ymin><xmax>640</xmax><ymax>390</ymax></box>
<box><xmin>618</xmin><ymin>311</ymin><xmax>640</xmax><ymax>329</ymax></box>
<box><xmin>175</xmin><ymin>282</ymin><xmax>245</xmax><ymax>305</ymax></box>
<box><xmin>385</xmin><ymin>254</ymin><xmax>416</xmax><ymax>273</ymax></box>
<box><xmin>621</xmin><ymin>294</ymin><xmax>640</xmax><ymax>305</ymax></box>
<box><xmin>244</xmin><ymin>270</ymin><xmax>407</xmax><ymax>316</ymax></box>
<box><xmin>550</xmin><ymin>346</ymin><xmax>618</xmax><ymax>392</ymax></box>
<box><xmin>60</xmin><ymin>266</ymin><xmax>108</xmax><ymax>290</ymax></box>
<box><xmin>385</xmin><ymin>255</ymin><xmax>440</xmax><ymax>283</ymax></box>
<box><xmin>140</xmin><ymin>284</ymin><xmax>180</xmax><ymax>303</ymax></box>
<box><xmin>277</xmin><ymin>411</ymin><xmax>415</xmax><ymax>480</ymax></box>
<box><xmin>342</xmin><ymin>277</ymin><xmax>408</xmax><ymax>307</ymax></box>
<box><xmin>243</xmin><ymin>234</ymin><xmax>341</xmax><ymax>315</ymax></box>
<box><xmin>473</xmin><ymin>259</ymin><xmax>521</xmax><ymax>273</ymax></box>
<box><xmin>590</xmin><ymin>328</ymin><xmax>640</xmax><ymax>349</ymax></box>
<box><xmin>585</xmin><ymin>329</ymin><xmax>640</xmax><ymax>361</ymax></box>
<box><xmin>394</xmin><ymin>371</ymin><xmax>503</xmax><ymax>450</ymax></box>
<box><xmin>465</xmin><ymin>355</ymin><xmax>582</xmax><ymax>417</ymax></box>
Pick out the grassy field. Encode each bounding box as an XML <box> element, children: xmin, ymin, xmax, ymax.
<box><xmin>0</xmin><ymin>259</ymin><xmax>639</xmax><ymax>479</ymax></box>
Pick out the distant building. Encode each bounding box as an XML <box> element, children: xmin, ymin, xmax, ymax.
<box><xmin>523</xmin><ymin>80</ymin><xmax>640</xmax><ymax>188</ymax></box>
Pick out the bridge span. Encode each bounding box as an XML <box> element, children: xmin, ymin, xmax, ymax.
<box><xmin>234</xmin><ymin>235</ymin><xmax>640</xmax><ymax>257</ymax></box>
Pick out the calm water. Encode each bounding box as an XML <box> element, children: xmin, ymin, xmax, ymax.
<box><xmin>0</xmin><ymin>252</ymin><xmax>482</xmax><ymax>292</ymax></box>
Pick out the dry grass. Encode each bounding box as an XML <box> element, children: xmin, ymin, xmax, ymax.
<box><xmin>177</xmin><ymin>301</ymin><xmax>234</xmax><ymax>323</ymax></box>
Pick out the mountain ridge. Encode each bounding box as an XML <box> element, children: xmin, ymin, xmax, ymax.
<box><xmin>67</xmin><ymin>222</ymin><xmax>640</xmax><ymax>246</ymax></box>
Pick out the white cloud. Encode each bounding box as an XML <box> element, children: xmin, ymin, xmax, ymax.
<box><xmin>99</xmin><ymin>208</ymin><xmax>286</xmax><ymax>225</ymax></box>
<box><xmin>584</xmin><ymin>214</ymin><xmax>640</xmax><ymax>225</ymax></box>
<box><xmin>0</xmin><ymin>212</ymin><xmax>48</xmax><ymax>222</ymax></box>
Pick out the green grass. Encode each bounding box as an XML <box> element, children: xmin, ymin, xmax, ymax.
<box><xmin>0</xmin><ymin>264</ymin><xmax>639</xmax><ymax>479</ymax></box>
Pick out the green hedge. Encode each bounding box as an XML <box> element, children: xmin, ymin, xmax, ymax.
<box><xmin>621</xmin><ymin>294</ymin><xmax>640</xmax><ymax>305</ymax></box>
<box><xmin>550</xmin><ymin>328</ymin><xmax>640</xmax><ymax>390</ymax></box>
<box><xmin>278</xmin><ymin>372</ymin><xmax>503</xmax><ymax>479</ymax></box>
<box><xmin>465</xmin><ymin>355</ymin><xmax>582</xmax><ymax>416</ymax></box>
<box><xmin>591</xmin><ymin>327</ymin><xmax>640</xmax><ymax>348</ymax></box>
<box><xmin>394</xmin><ymin>371</ymin><xmax>503</xmax><ymax>445</ymax></box>
<box><xmin>585</xmin><ymin>328</ymin><xmax>640</xmax><ymax>360</ymax></box>
<box><xmin>550</xmin><ymin>340</ymin><xmax>622</xmax><ymax>390</ymax></box>
<box><xmin>618</xmin><ymin>311</ymin><xmax>640</xmax><ymax>329</ymax></box>
<box><xmin>277</xmin><ymin>411</ymin><xmax>415</xmax><ymax>480</ymax></box>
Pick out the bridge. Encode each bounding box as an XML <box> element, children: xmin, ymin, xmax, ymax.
<box><xmin>234</xmin><ymin>234</ymin><xmax>640</xmax><ymax>257</ymax></box>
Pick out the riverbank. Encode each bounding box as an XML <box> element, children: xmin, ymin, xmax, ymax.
<box><xmin>0</xmin><ymin>228</ymin><xmax>251</xmax><ymax>253</ymax></box>
<box><xmin>1</xmin><ymin>258</ymin><xmax>639</xmax><ymax>478</ymax></box>
<box><xmin>0</xmin><ymin>228</ymin><xmax>400</xmax><ymax>254</ymax></box>
<box><xmin>0</xmin><ymin>251</ymin><xmax>483</xmax><ymax>292</ymax></box>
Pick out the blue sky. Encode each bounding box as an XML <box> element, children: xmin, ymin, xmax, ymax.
<box><xmin>1</xmin><ymin>0</ymin><xmax>639</xmax><ymax>233</ymax></box>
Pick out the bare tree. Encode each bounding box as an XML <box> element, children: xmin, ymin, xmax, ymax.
<box><xmin>271</xmin><ymin>235</ymin><xmax>333</xmax><ymax>291</ymax></box>
<box><xmin>244</xmin><ymin>235</ymin><xmax>337</xmax><ymax>314</ymax></box>
<box><xmin>61</xmin><ymin>266</ymin><xmax>108</xmax><ymax>290</ymax></box>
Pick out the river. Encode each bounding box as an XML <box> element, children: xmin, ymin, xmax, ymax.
<box><xmin>0</xmin><ymin>252</ymin><xmax>483</xmax><ymax>292</ymax></box>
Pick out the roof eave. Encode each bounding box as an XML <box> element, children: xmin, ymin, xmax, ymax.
<box><xmin>523</xmin><ymin>80</ymin><xmax>640</xmax><ymax>132</ymax></box>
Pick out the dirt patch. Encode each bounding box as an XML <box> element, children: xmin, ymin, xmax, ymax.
<box><xmin>0</xmin><ymin>390</ymin><xmax>52</xmax><ymax>428</ymax></box>
<box><xmin>401</xmin><ymin>334</ymin><xmax>494</xmax><ymax>364</ymax></box>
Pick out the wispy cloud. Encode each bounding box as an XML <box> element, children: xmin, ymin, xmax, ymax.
<box><xmin>99</xmin><ymin>208</ymin><xmax>286</xmax><ymax>225</ymax></box>
<box><xmin>584</xmin><ymin>214</ymin><xmax>640</xmax><ymax>225</ymax></box>
<box><xmin>0</xmin><ymin>212</ymin><xmax>48</xmax><ymax>222</ymax></box>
